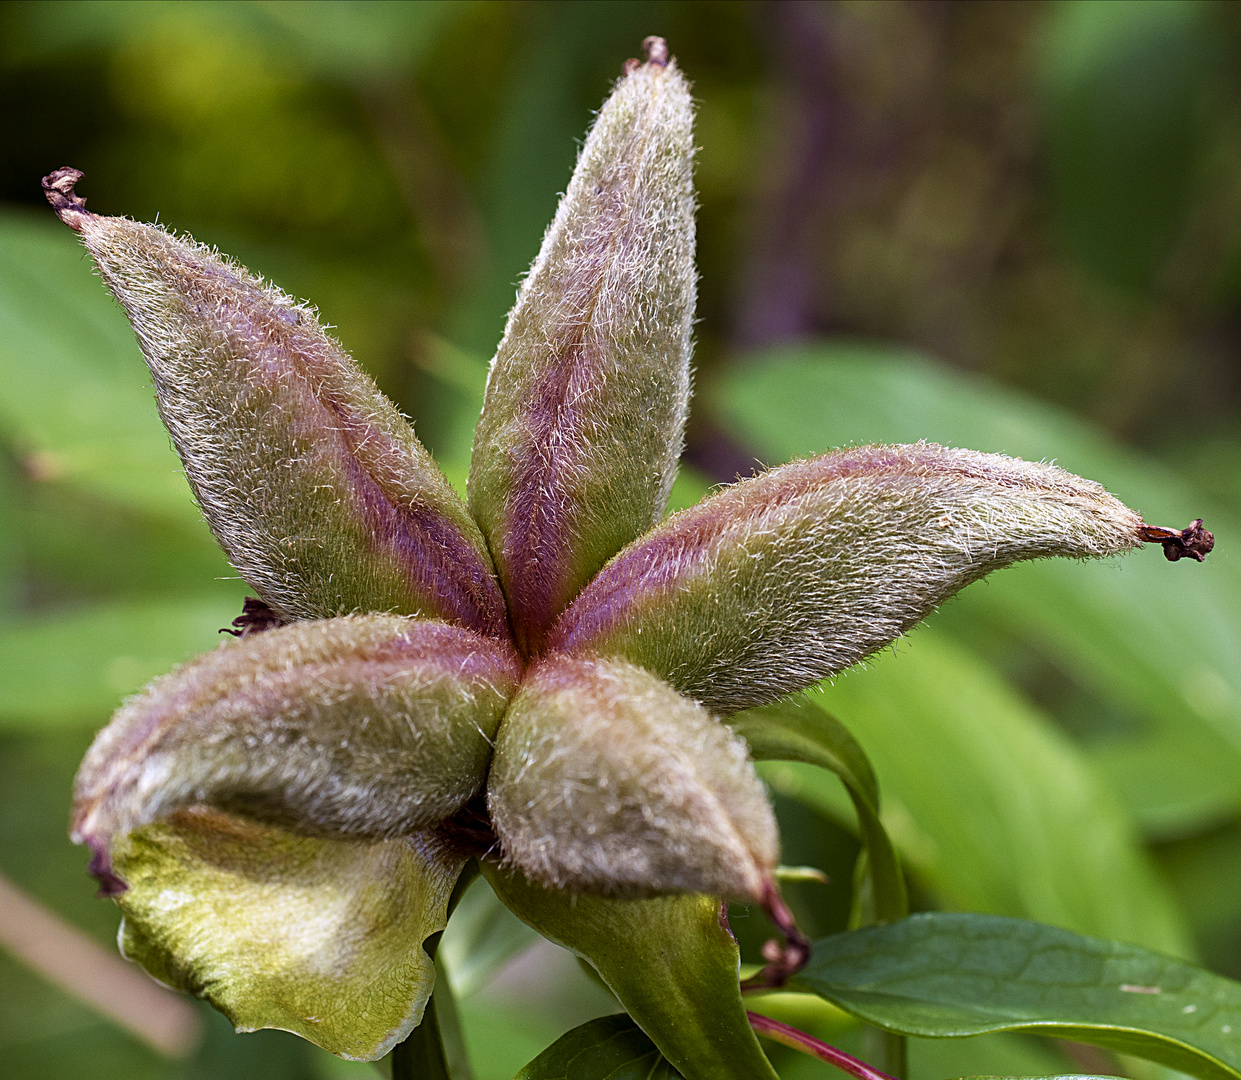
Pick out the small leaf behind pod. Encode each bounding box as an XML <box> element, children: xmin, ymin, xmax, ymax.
<box><xmin>73</xmin><ymin>616</ymin><xmax>521</xmax><ymax>865</ymax></box>
<box><xmin>114</xmin><ymin>809</ymin><xmax>466</xmax><ymax>1061</ymax></box>
<box><xmin>45</xmin><ymin>171</ymin><xmax>506</xmax><ymax>633</ymax></box>
<box><xmin>467</xmin><ymin>44</ymin><xmax>696</xmax><ymax>656</ymax></box>
<box><xmin>550</xmin><ymin>443</ymin><xmax>1145</xmax><ymax>712</ymax></box>
<box><xmin>487</xmin><ymin>654</ymin><xmax>777</xmax><ymax>903</ymax></box>
<box><xmin>483</xmin><ymin>862</ymin><xmax>779</xmax><ymax>1080</ymax></box>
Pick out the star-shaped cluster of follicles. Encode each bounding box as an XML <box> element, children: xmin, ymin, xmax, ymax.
<box><xmin>43</xmin><ymin>36</ymin><xmax>1209</xmax><ymax>1075</ymax></box>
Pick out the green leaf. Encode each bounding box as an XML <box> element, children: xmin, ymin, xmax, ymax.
<box><xmin>514</xmin><ymin>1014</ymin><xmax>682</xmax><ymax>1080</ymax></box>
<box><xmin>480</xmin><ymin>862</ymin><xmax>779</xmax><ymax>1080</ymax></box>
<box><xmin>761</xmin><ymin>627</ymin><xmax>1191</xmax><ymax>958</ymax></box>
<box><xmin>114</xmin><ymin>810</ymin><xmax>467</xmax><ymax>1062</ymax></box>
<box><xmin>438</xmin><ymin>875</ymin><xmax>541</xmax><ymax>998</ymax></box>
<box><xmin>1040</xmin><ymin>0</ymin><xmax>1213</xmax><ymax>293</ymax></box>
<box><xmin>0</xmin><ymin>210</ymin><xmax>201</xmax><ymax>525</ymax></box>
<box><xmin>792</xmin><ymin>912</ymin><xmax>1241</xmax><ymax>1080</ymax></box>
<box><xmin>727</xmin><ymin>696</ymin><xmax>907</xmax><ymax>923</ymax></box>
<box><xmin>714</xmin><ymin>342</ymin><xmax>1241</xmax><ymax>834</ymax></box>
<box><xmin>0</xmin><ymin>595</ymin><xmax>247</xmax><ymax>731</ymax></box>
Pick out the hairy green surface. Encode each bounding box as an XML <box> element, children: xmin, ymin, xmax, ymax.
<box><xmin>73</xmin><ymin>616</ymin><xmax>521</xmax><ymax>851</ymax></box>
<box><xmin>555</xmin><ymin>443</ymin><xmax>1143</xmax><ymax>712</ymax></box>
<box><xmin>68</xmin><ymin>208</ymin><xmax>500</xmax><ymax>628</ymax></box>
<box><xmin>488</xmin><ymin>654</ymin><xmax>777</xmax><ymax>902</ymax></box>
<box><xmin>467</xmin><ymin>49</ymin><xmax>695</xmax><ymax>654</ymax></box>
<box><xmin>114</xmin><ymin>810</ymin><xmax>467</xmax><ymax>1061</ymax></box>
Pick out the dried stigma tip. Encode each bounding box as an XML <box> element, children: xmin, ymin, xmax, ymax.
<box><xmin>742</xmin><ymin>881</ymin><xmax>812</xmax><ymax>991</ymax></box>
<box><xmin>41</xmin><ymin>167</ymin><xmax>89</xmax><ymax>229</ymax></box>
<box><xmin>219</xmin><ymin>596</ymin><xmax>286</xmax><ymax>638</ymax></box>
<box><xmin>622</xmin><ymin>35</ymin><xmax>670</xmax><ymax>75</ymax></box>
<box><xmin>1139</xmin><ymin>519</ymin><xmax>1214</xmax><ymax>562</ymax></box>
<box><xmin>643</xmin><ymin>36</ymin><xmax>670</xmax><ymax>66</ymax></box>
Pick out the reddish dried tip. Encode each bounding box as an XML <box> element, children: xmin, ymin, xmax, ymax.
<box><xmin>1139</xmin><ymin>519</ymin><xmax>1214</xmax><ymax>562</ymax></box>
<box><xmin>643</xmin><ymin>36</ymin><xmax>670</xmax><ymax>66</ymax></box>
<box><xmin>219</xmin><ymin>596</ymin><xmax>287</xmax><ymax>638</ymax></box>
<box><xmin>84</xmin><ymin>835</ymin><xmax>128</xmax><ymax>898</ymax></box>
<box><xmin>741</xmin><ymin>879</ymin><xmax>811</xmax><ymax>991</ymax></box>
<box><xmin>42</xmin><ymin>167</ymin><xmax>90</xmax><ymax>230</ymax></box>
<box><xmin>623</xmin><ymin>36</ymin><xmax>670</xmax><ymax>74</ymax></box>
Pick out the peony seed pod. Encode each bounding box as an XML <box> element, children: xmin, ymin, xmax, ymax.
<box><xmin>488</xmin><ymin>654</ymin><xmax>778</xmax><ymax>903</ymax></box>
<box><xmin>72</xmin><ymin>615</ymin><xmax>522</xmax><ymax>882</ymax></box>
<box><xmin>43</xmin><ymin>168</ymin><xmax>506</xmax><ymax>634</ymax></box>
<box><xmin>551</xmin><ymin>442</ymin><xmax>1155</xmax><ymax>712</ymax></box>
<box><xmin>467</xmin><ymin>45</ymin><xmax>696</xmax><ymax>656</ymax></box>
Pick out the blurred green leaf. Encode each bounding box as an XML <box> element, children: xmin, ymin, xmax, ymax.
<box><xmin>438</xmin><ymin>875</ymin><xmax>540</xmax><ymax>999</ymax></box>
<box><xmin>9</xmin><ymin>0</ymin><xmax>459</xmax><ymax>81</ymax></box>
<box><xmin>514</xmin><ymin>1014</ymin><xmax>681</xmax><ymax>1080</ymax></box>
<box><xmin>760</xmin><ymin>626</ymin><xmax>1191</xmax><ymax>958</ymax></box>
<box><xmin>480</xmin><ymin>863</ymin><xmax>778</xmax><ymax>1080</ymax></box>
<box><xmin>0</xmin><ymin>595</ymin><xmax>247</xmax><ymax>730</ymax></box>
<box><xmin>729</xmin><ymin>696</ymin><xmax>907</xmax><ymax>924</ymax></box>
<box><xmin>1040</xmin><ymin>0</ymin><xmax>1213</xmax><ymax>293</ymax></box>
<box><xmin>793</xmin><ymin>912</ymin><xmax>1241</xmax><ymax>1080</ymax></box>
<box><xmin>716</xmin><ymin>342</ymin><xmax>1241</xmax><ymax>834</ymax></box>
<box><xmin>0</xmin><ymin>210</ymin><xmax>201</xmax><ymax>525</ymax></box>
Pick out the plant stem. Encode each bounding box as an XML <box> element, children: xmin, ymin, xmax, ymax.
<box><xmin>391</xmin><ymin>995</ymin><xmax>451</xmax><ymax>1080</ymax></box>
<box><xmin>748</xmin><ymin>1012</ymin><xmax>897</xmax><ymax>1080</ymax></box>
<box><xmin>863</xmin><ymin>1027</ymin><xmax>907</xmax><ymax>1080</ymax></box>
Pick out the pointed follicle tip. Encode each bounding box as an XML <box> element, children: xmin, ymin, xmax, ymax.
<box><xmin>1139</xmin><ymin>519</ymin><xmax>1214</xmax><ymax>562</ymax></box>
<box><xmin>624</xmin><ymin>36</ymin><xmax>671</xmax><ymax>75</ymax></box>
<box><xmin>42</xmin><ymin>167</ymin><xmax>90</xmax><ymax>231</ymax></box>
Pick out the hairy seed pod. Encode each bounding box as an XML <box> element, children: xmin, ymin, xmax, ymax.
<box><xmin>72</xmin><ymin>616</ymin><xmax>522</xmax><ymax>869</ymax></box>
<box><xmin>550</xmin><ymin>443</ymin><xmax>1147</xmax><ymax>712</ymax></box>
<box><xmin>488</xmin><ymin>654</ymin><xmax>778</xmax><ymax>903</ymax></box>
<box><xmin>44</xmin><ymin>169</ymin><xmax>506</xmax><ymax>634</ymax></box>
<box><xmin>467</xmin><ymin>41</ymin><xmax>696</xmax><ymax>656</ymax></box>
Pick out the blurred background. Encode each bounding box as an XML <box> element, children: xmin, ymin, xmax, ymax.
<box><xmin>2</xmin><ymin>1</ymin><xmax>1241</xmax><ymax>1077</ymax></box>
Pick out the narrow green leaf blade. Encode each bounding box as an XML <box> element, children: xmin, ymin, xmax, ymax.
<box><xmin>481</xmin><ymin>863</ymin><xmax>778</xmax><ymax>1080</ymax></box>
<box><xmin>0</xmin><ymin>595</ymin><xmax>246</xmax><ymax>731</ymax></box>
<box><xmin>728</xmin><ymin>697</ymin><xmax>907</xmax><ymax>923</ymax></box>
<box><xmin>794</xmin><ymin>913</ymin><xmax>1241</xmax><ymax>1080</ymax></box>
<box><xmin>514</xmin><ymin>1014</ymin><xmax>682</xmax><ymax>1080</ymax></box>
<box><xmin>767</xmin><ymin>627</ymin><xmax>1191</xmax><ymax>957</ymax></box>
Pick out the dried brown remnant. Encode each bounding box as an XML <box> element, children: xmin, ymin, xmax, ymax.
<box><xmin>42</xmin><ymin>167</ymin><xmax>89</xmax><ymax>229</ymax></box>
<box><xmin>220</xmin><ymin>597</ymin><xmax>287</xmax><ymax>638</ymax></box>
<box><xmin>1138</xmin><ymin>519</ymin><xmax>1214</xmax><ymax>562</ymax></box>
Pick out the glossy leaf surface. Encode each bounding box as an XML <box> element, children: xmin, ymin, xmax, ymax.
<box><xmin>794</xmin><ymin>913</ymin><xmax>1241</xmax><ymax>1080</ymax></box>
<box><xmin>515</xmin><ymin>1014</ymin><xmax>682</xmax><ymax>1080</ymax></box>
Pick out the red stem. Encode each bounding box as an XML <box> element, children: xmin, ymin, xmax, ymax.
<box><xmin>747</xmin><ymin>1012</ymin><xmax>897</xmax><ymax>1080</ymax></box>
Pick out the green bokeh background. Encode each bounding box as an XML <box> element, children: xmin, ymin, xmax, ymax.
<box><xmin>3</xmin><ymin>2</ymin><xmax>1241</xmax><ymax>1077</ymax></box>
